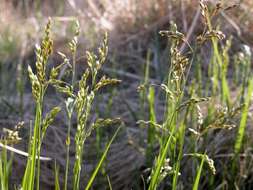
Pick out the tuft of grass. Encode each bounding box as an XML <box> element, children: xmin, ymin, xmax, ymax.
<box><xmin>1</xmin><ymin>1</ymin><xmax>253</xmax><ymax>189</ymax></box>
<box><xmin>52</xmin><ymin>21</ymin><xmax>121</xmax><ymax>190</ymax></box>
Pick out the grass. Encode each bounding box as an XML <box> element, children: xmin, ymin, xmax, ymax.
<box><xmin>0</xmin><ymin>0</ymin><xmax>253</xmax><ymax>190</ymax></box>
<box><xmin>0</xmin><ymin>17</ymin><xmax>121</xmax><ymax>190</ymax></box>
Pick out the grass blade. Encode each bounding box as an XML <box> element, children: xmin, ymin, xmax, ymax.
<box><xmin>192</xmin><ymin>155</ymin><xmax>205</xmax><ymax>190</ymax></box>
<box><xmin>85</xmin><ymin>126</ymin><xmax>121</xmax><ymax>190</ymax></box>
<box><xmin>172</xmin><ymin>123</ymin><xmax>185</xmax><ymax>190</ymax></box>
<box><xmin>234</xmin><ymin>78</ymin><xmax>253</xmax><ymax>154</ymax></box>
<box><xmin>107</xmin><ymin>175</ymin><xmax>112</xmax><ymax>190</ymax></box>
<box><xmin>55</xmin><ymin>162</ymin><xmax>61</xmax><ymax>190</ymax></box>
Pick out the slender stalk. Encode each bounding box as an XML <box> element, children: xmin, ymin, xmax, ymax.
<box><xmin>65</xmin><ymin>22</ymin><xmax>79</xmax><ymax>190</ymax></box>
<box><xmin>72</xmin><ymin>51</ymin><xmax>76</xmax><ymax>88</ymax></box>
<box><xmin>64</xmin><ymin>54</ymin><xmax>76</xmax><ymax>190</ymax></box>
<box><xmin>172</xmin><ymin>105</ymin><xmax>190</xmax><ymax>190</ymax></box>
<box><xmin>64</xmin><ymin>117</ymin><xmax>72</xmax><ymax>190</ymax></box>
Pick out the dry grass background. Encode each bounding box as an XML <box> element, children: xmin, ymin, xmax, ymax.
<box><xmin>1</xmin><ymin>0</ymin><xmax>253</xmax><ymax>189</ymax></box>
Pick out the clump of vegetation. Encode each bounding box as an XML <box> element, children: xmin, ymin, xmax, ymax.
<box><xmin>1</xmin><ymin>17</ymin><xmax>121</xmax><ymax>190</ymax></box>
<box><xmin>137</xmin><ymin>1</ymin><xmax>253</xmax><ymax>189</ymax></box>
<box><xmin>0</xmin><ymin>0</ymin><xmax>253</xmax><ymax>190</ymax></box>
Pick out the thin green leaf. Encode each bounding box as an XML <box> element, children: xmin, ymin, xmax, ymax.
<box><xmin>192</xmin><ymin>155</ymin><xmax>205</xmax><ymax>190</ymax></box>
<box><xmin>234</xmin><ymin>78</ymin><xmax>253</xmax><ymax>154</ymax></box>
<box><xmin>85</xmin><ymin>126</ymin><xmax>121</xmax><ymax>190</ymax></box>
<box><xmin>54</xmin><ymin>162</ymin><xmax>61</xmax><ymax>190</ymax></box>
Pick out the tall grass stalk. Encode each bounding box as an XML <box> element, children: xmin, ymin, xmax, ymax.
<box><xmin>22</xmin><ymin>21</ymin><xmax>50</xmax><ymax>190</ymax></box>
<box><xmin>64</xmin><ymin>20</ymin><xmax>80</xmax><ymax>190</ymax></box>
<box><xmin>22</xmin><ymin>19</ymin><xmax>61</xmax><ymax>190</ymax></box>
<box><xmin>146</xmin><ymin>86</ymin><xmax>157</xmax><ymax>165</ymax></box>
<box><xmin>71</xmin><ymin>32</ymin><xmax>121</xmax><ymax>190</ymax></box>
<box><xmin>200</xmin><ymin>0</ymin><xmax>230</xmax><ymax>105</ymax></box>
<box><xmin>148</xmin><ymin>24</ymin><xmax>189</xmax><ymax>189</ymax></box>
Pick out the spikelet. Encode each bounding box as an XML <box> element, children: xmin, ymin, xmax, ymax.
<box><xmin>79</xmin><ymin>70</ymin><xmax>90</xmax><ymax>90</ymax></box>
<box><xmin>160</xmin><ymin>158</ymin><xmax>173</xmax><ymax>180</ymax></box>
<box><xmin>50</xmin><ymin>52</ymin><xmax>70</xmax><ymax>80</ymax></box>
<box><xmin>98</xmin><ymin>32</ymin><xmax>108</xmax><ymax>66</ymax></box>
<box><xmin>160</xmin><ymin>84</ymin><xmax>175</xmax><ymax>100</ymax></box>
<box><xmin>83</xmin><ymin>118</ymin><xmax>121</xmax><ymax>139</ymax></box>
<box><xmin>69</xmin><ymin>34</ymin><xmax>78</xmax><ymax>54</ymax></box>
<box><xmin>177</xmin><ymin>97</ymin><xmax>210</xmax><ymax>111</ymax></box>
<box><xmin>204</xmin><ymin>155</ymin><xmax>216</xmax><ymax>175</ymax></box>
<box><xmin>41</xmin><ymin>107</ymin><xmax>61</xmax><ymax>139</ymax></box>
<box><xmin>42</xmin><ymin>18</ymin><xmax>53</xmax><ymax>56</ymax></box>
<box><xmin>159</xmin><ymin>30</ymin><xmax>185</xmax><ymax>44</ymax></box>
<box><xmin>197</xmin><ymin>30</ymin><xmax>226</xmax><ymax>44</ymax></box>
<box><xmin>69</xmin><ymin>20</ymin><xmax>80</xmax><ymax>53</ymax></box>
<box><xmin>54</xmin><ymin>85</ymin><xmax>74</xmax><ymax>97</ymax></box>
<box><xmin>1</xmin><ymin>122</ymin><xmax>24</xmax><ymax>144</ymax></box>
<box><xmin>199</xmin><ymin>0</ymin><xmax>209</xmax><ymax>26</ymax></box>
<box><xmin>186</xmin><ymin>153</ymin><xmax>216</xmax><ymax>175</ymax></box>
<box><xmin>94</xmin><ymin>76</ymin><xmax>121</xmax><ymax>91</ymax></box>
<box><xmin>28</xmin><ymin>65</ymin><xmax>41</xmax><ymax>101</ymax></box>
<box><xmin>137</xmin><ymin>120</ymin><xmax>162</xmax><ymax>130</ymax></box>
<box><xmin>91</xmin><ymin>118</ymin><xmax>121</xmax><ymax>129</ymax></box>
<box><xmin>36</xmin><ymin>18</ymin><xmax>53</xmax><ymax>84</ymax></box>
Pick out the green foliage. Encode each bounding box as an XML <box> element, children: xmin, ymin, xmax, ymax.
<box><xmin>234</xmin><ymin>78</ymin><xmax>253</xmax><ymax>154</ymax></box>
<box><xmin>0</xmin><ymin>1</ymin><xmax>253</xmax><ymax>190</ymax></box>
<box><xmin>21</xmin><ymin>18</ymin><xmax>121</xmax><ymax>190</ymax></box>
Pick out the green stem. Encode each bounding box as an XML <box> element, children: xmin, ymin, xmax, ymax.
<box><xmin>65</xmin><ymin>45</ymin><xmax>76</xmax><ymax>190</ymax></box>
<box><xmin>22</xmin><ymin>100</ymin><xmax>42</xmax><ymax>190</ymax></box>
<box><xmin>64</xmin><ymin>116</ymin><xmax>72</xmax><ymax>190</ymax></box>
<box><xmin>206</xmin><ymin>10</ymin><xmax>230</xmax><ymax>104</ymax></box>
<box><xmin>36</xmin><ymin>95</ymin><xmax>44</xmax><ymax>190</ymax></box>
<box><xmin>72</xmin><ymin>51</ymin><xmax>76</xmax><ymax>88</ymax></box>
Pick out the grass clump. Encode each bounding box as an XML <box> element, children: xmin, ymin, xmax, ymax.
<box><xmin>0</xmin><ymin>17</ymin><xmax>121</xmax><ymax>190</ymax></box>
<box><xmin>137</xmin><ymin>1</ymin><xmax>253</xmax><ymax>189</ymax></box>
<box><xmin>1</xmin><ymin>0</ymin><xmax>253</xmax><ymax>189</ymax></box>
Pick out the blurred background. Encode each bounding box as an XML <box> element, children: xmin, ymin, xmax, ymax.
<box><xmin>1</xmin><ymin>0</ymin><xmax>253</xmax><ymax>189</ymax></box>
